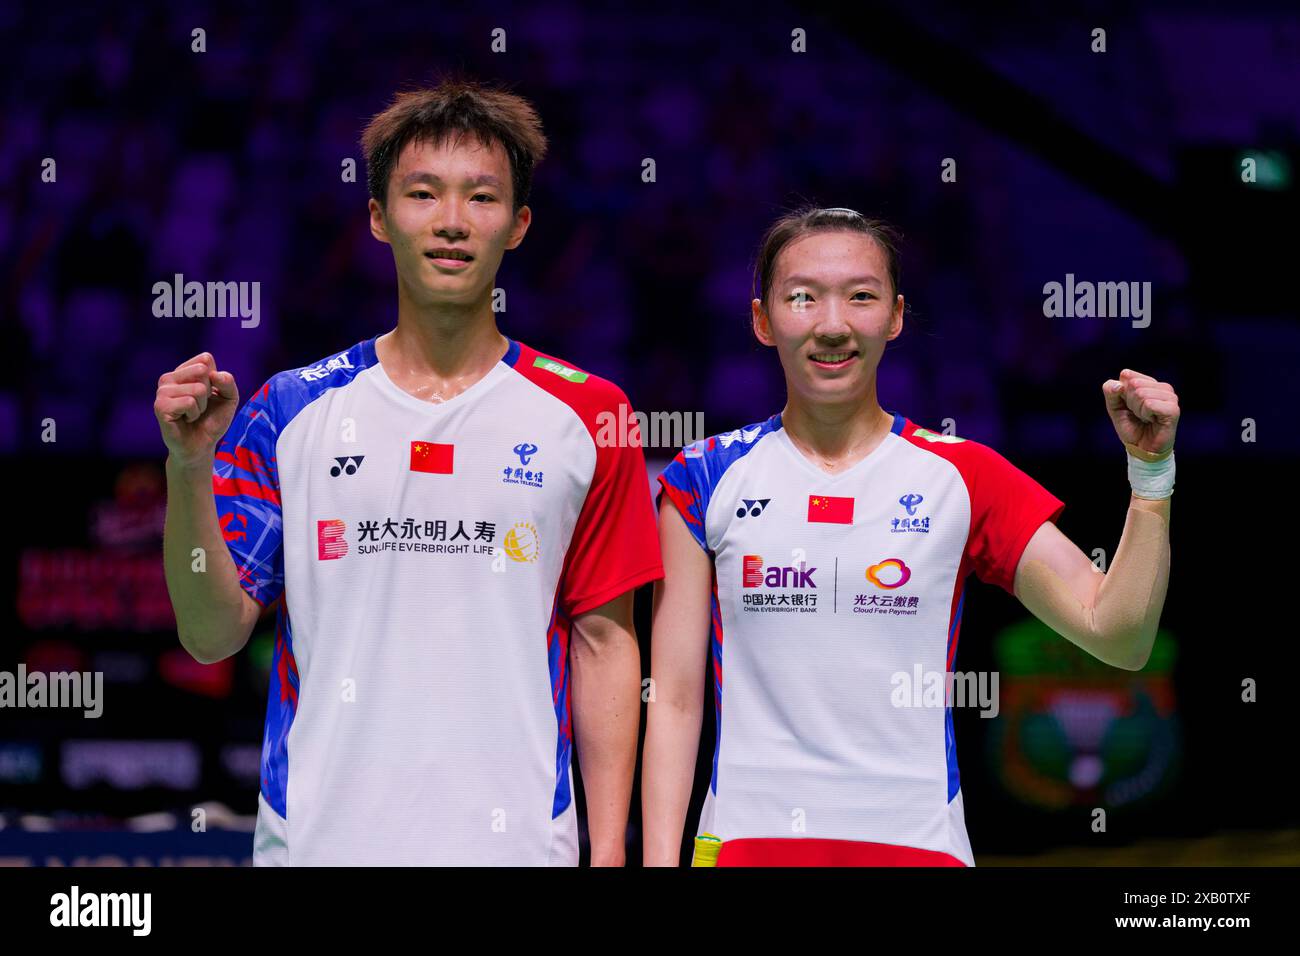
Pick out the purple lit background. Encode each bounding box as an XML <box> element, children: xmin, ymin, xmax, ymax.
<box><xmin>1</xmin><ymin>1</ymin><xmax>1295</xmax><ymax>865</ymax></box>
<box><xmin>5</xmin><ymin>2</ymin><xmax>1296</xmax><ymax>455</ymax></box>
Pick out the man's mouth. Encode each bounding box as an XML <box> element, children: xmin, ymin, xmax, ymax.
<box><xmin>809</xmin><ymin>350</ymin><xmax>859</xmax><ymax>370</ymax></box>
<box><xmin>425</xmin><ymin>249</ymin><xmax>474</xmax><ymax>269</ymax></box>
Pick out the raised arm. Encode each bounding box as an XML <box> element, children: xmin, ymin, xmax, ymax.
<box><xmin>156</xmin><ymin>352</ymin><xmax>262</xmax><ymax>664</ymax></box>
<box><xmin>1013</xmin><ymin>369</ymin><xmax>1178</xmax><ymax>671</ymax></box>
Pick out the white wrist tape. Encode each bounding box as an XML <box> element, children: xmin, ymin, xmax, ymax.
<box><xmin>1126</xmin><ymin>443</ymin><xmax>1174</xmax><ymax>499</ymax></box>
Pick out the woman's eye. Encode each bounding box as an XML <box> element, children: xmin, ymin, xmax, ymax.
<box><xmin>853</xmin><ymin>291</ymin><xmax>875</xmax><ymax>300</ymax></box>
<box><xmin>790</xmin><ymin>292</ymin><xmax>812</xmax><ymax>304</ymax></box>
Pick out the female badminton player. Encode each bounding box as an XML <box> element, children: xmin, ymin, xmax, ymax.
<box><xmin>642</xmin><ymin>206</ymin><xmax>1177</xmax><ymax>866</ymax></box>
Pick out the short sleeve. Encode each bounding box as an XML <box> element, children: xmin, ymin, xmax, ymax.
<box><xmin>655</xmin><ymin>449</ymin><xmax>710</xmax><ymax>555</ymax></box>
<box><xmin>560</xmin><ymin>398</ymin><xmax>664</xmax><ymax>617</ymax></box>
<box><xmin>212</xmin><ymin>380</ymin><xmax>285</xmax><ymax>607</ymax></box>
<box><xmin>966</xmin><ymin>444</ymin><xmax>1065</xmax><ymax>594</ymax></box>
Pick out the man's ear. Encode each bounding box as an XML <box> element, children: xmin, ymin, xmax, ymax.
<box><xmin>751</xmin><ymin>299</ymin><xmax>776</xmax><ymax>346</ymax></box>
<box><xmin>504</xmin><ymin>205</ymin><xmax>532</xmax><ymax>251</ymax></box>
<box><xmin>368</xmin><ymin>198</ymin><xmax>390</xmax><ymax>245</ymax></box>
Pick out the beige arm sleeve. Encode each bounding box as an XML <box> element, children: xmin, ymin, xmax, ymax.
<box><xmin>1016</xmin><ymin>505</ymin><xmax>1170</xmax><ymax>670</ymax></box>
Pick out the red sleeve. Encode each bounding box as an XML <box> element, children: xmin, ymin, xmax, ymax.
<box><xmin>508</xmin><ymin>343</ymin><xmax>664</xmax><ymax>617</ymax></box>
<box><xmin>964</xmin><ymin>442</ymin><xmax>1065</xmax><ymax>594</ymax></box>
<box><xmin>561</xmin><ymin>394</ymin><xmax>664</xmax><ymax>617</ymax></box>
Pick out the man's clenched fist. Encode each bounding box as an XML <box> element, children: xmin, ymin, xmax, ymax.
<box><xmin>154</xmin><ymin>352</ymin><xmax>239</xmax><ymax>469</ymax></box>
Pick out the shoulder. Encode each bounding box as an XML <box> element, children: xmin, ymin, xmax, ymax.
<box><xmin>893</xmin><ymin>417</ymin><xmax>1049</xmax><ymax>512</ymax></box>
<box><xmin>892</xmin><ymin>417</ymin><xmax>1004</xmax><ymax>475</ymax></box>
<box><xmin>257</xmin><ymin>339</ymin><xmax>376</xmax><ymax>421</ymax></box>
<box><xmin>663</xmin><ymin>413</ymin><xmax>783</xmax><ymax>489</ymax></box>
<box><xmin>506</xmin><ymin>339</ymin><xmax>632</xmax><ymax>423</ymax></box>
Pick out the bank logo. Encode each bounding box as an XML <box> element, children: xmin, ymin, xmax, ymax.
<box><xmin>742</xmin><ymin>555</ymin><xmax>817</xmax><ymax>589</ymax></box>
<box><xmin>735</xmin><ymin>498</ymin><xmax>771</xmax><ymax>518</ymax></box>
<box><xmin>317</xmin><ymin>519</ymin><xmax>348</xmax><ymax>560</ymax></box>
<box><xmin>330</xmin><ymin>456</ymin><xmax>365</xmax><ymax>477</ymax></box>
<box><xmin>503</xmin><ymin>522</ymin><xmax>540</xmax><ymax>563</ymax></box>
<box><xmin>741</xmin><ymin>554</ymin><xmax>820</xmax><ymax>612</ymax></box>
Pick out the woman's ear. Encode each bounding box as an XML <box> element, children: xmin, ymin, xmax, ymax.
<box><xmin>751</xmin><ymin>298</ymin><xmax>776</xmax><ymax>347</ymax></box>
<box><xmin>886</xmin><ymin>294</ymin><xmax>905</xmax><ymax>341</ymax></box>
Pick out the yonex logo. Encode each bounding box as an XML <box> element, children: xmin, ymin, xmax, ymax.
<box><xmin>735</xmin><ymin>498</ymin><xmax>771</xmax><ymax>518</ymax></box>
<box><xmin>330</xmin><ymin>456</ymin><xmax>364</xmax><ymax>477</ymax></box>
<box><xmin>899</xmin><ymin>493</ymin><xmax>923</xmax><ymax>515</ymax></box>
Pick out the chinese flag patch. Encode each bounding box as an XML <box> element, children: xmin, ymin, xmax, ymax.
<box><xmin>410</xmin><ymin>441</ymin><xmax>454</xmax><ymax>474</ymax></box>
<box><xmin>807</xmin><ymin>494</ymin><xmax>854</xmax><ymax>524</ymax></box>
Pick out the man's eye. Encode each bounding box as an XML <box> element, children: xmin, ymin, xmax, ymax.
<box><xmin>790</xmin><ymin>292</ymin><xmax>812</xmax><ymax>303</ymax></box>
<box><xmin>411</xmin><ymin>191</ymin><xmax>432</xmax><ymax>199</ymax></box>
<box><xmin>472</xmin><ymin>193</ymin><xmax>495</xmax><ymax>202</ymax></box>
<box><xmin>853</xmin><ymin>291</ymin><xmax>875</xmax><ymax>300</ymax></box>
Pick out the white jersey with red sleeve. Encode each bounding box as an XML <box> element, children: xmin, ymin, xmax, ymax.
<box><xmin>656</xmin><ymin>411</ymin><xmax>1064</xmax><ymax>866</ymax></box>
<box><xmin>212</xmin><ymin>336</ymin><xmax>663</xmax><ymax>865</ymax></box>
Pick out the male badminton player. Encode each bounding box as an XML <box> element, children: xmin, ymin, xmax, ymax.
<box><xmin>156</xmin><ymin>79</ymin><xmax>662</xmax><ymax>865</ymax></box>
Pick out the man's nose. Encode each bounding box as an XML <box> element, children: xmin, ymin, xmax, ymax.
<box><xmin>432</xmin><ymin>197</ymin><xmax>469</xmax><ymax>237</ymax></box>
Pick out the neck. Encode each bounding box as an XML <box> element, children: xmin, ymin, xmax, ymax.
<box><xmin>781</xmin><ymin>389</ymin><xmax>893</xmax><ymax>463</ymax></box>
<box><xmin>382</xmin><ymin>281</ymin><xmax>506</xmax><ymax>378</ymax></box>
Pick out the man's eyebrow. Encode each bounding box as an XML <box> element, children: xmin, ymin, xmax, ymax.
<box><xmin>782</xmin><ymin>274</ymin><xmax>884</xmax><ymax>288</ymax></box>
<box><xmin>398</xmin><ymin>171</ymin><xmax>506</xmax><ymax>189</ymax></box>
